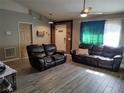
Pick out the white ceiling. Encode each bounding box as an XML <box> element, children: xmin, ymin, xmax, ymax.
<box><xmin>15</xmin><ymin>0</ymin><xmax>124</xmax><ymax>21</ymax></box>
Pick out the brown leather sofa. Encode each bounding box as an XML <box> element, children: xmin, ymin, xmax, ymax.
<box><xmin>71</xmin><ymin>43</ymin><xmax>123</xmax><ymax>71</ymax></box>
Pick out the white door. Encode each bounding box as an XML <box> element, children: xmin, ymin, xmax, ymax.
<box><xmin>19</xmin><ymin>23</ymin><xmax>32</xmax><ymax>58</ymax></box>
<box><xmin>55</xmin><ymin>24</ymin><xmax>66</xmax><ymax>51</ymax></box>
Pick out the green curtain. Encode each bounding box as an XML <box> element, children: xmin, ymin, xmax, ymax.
<box><xmin>80</xmin><ymin>20</ymin><xmax>105</xmax><ymax>45</ymax></box>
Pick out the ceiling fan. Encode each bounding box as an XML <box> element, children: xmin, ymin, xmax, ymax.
<box><xmin>80</xmin><ymin>0</ymin><xmax>103</xmax><ymax>17</ymax></box>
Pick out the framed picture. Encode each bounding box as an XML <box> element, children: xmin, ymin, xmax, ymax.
<box><xmin>36</xmin><ymin>30</ymin><xmax>45</xmax><ymax>37</ymax></box>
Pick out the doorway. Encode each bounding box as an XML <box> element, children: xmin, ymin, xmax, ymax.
<box><xmin>19</xmin><ymin>23</ymin><xmax>33</xmax><ymax>58</ymax></box>
<box><xmin>55</xmin><ymin>24</ymin><xmax>66</xmax><ymax>51</ymax></box>
<box><xmin>51</xmin><ymin>21</ymin><xmax>72</xmax><ymax>54</ymax></box>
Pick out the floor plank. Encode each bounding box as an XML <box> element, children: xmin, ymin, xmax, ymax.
<box><xmin>4</xmin><ymin>57</ymin><xmax>124</xmax><ymax>93</ymax></box>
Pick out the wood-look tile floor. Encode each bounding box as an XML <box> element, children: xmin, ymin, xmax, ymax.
<box><xmin>5</xmin><ymin>56</ymin><xmax>124</xmax><ymax>93</ymax></box>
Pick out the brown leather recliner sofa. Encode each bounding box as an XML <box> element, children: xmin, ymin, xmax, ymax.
<box><xmin>71</xmin><ymin>43</ymin><xmax>123</xmax><ymax>71</ymax></box>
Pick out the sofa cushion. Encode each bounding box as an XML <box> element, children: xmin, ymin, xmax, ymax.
<box><xmin>27</xmin><ymin>45</ymin><xmax>46</xmax><ymax>57</ymax></box>
<box><xmin>43</xmin><ymin>56</ymin><xmax>54</xmax><ymax>63</ymax></box>
<box><xmin>52</xmin><ymin>54</ymin><xmax>65</xmax><ymax>60</ymax></box>
<box><xmin>43</xmin><ymin>44</ymin><xmax>57</xmax><ymax>56</ymax></box>
<box><xmin>101</xmin><ymin>52</ymin><xmax>115</xmax><ymax>58</ymax></box>
<box><xmin>101</xmin><ymin>46</ymin><xmax>116</xmax><ymax>58</ymax></box>
<box><xmin>76</xmin><ymin>48</ymin><xmax>89</xmax><ymax>55</ymax></box>
<box><xmin>91</xmin><ymin>45</ymin><xmax>103</xmax><ymax>55</ymax></box>
<box><xmin>114</xmin><ymin>47</ymin><xmax>123</xmax><ymax>55</ymax></box>
<box><xmin>79</xmin><ymin>43</ymin><xmax>93</xmax><ymax>54</ymax></box>
<box><xmin>29</xmin><ymin>45</ymin><xmax>45</xmax><ymax>53</ymax></box>
<box><xmin>98</xmin><ymin>56</ymin><xmax>114</xmax><ymax>68</ymax></box>
<box><xmin>79</xmin><ymin>43</ymin><xmax>93</xmax><ymax>49</ymax></box>
<box><xmin>85</xmin><ymin>55</ymin><xmax>113</xmax><ymax>62</ymax></box>
<box><xmin>96</xmin><ymin>56</ymin><xmax>113</xmax><ymax>61</ymax></box>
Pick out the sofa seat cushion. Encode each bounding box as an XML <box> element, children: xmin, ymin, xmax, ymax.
<box><xmin>96</xmin><ymin>56</ymin><xmax>113</xmax><ymax>61</ymax></box>
<box><xmin>96</xmin><ymin>56</ymin><xmax>114</xmax><ymax>67</ymax></box>
<box><xmin>55</xmin><ymin>59</ymin><xmax>65</xmax><ymax>65</ymax></box>
<box><xmin>43</xmin><ymin>56</ymin><xmax>54</xmax><ymax>63</ymax></box>
<box><xmin>45</xmin><ymin>61</ymin><xmax>55</xmax><ymax>68</ymax></box>
<box><xmin>89</xmin><ymin>55</ymin><xmax>114</xmax><ymax>67</ymax></box>
<box><xmin>52</xmin><ymin>54</ymin><xmax>65</xmax><ymax>60</ymax></box>
<box><xmin>43</xmin><ymin>56</ymin><xmax>55</xmax><ymax>68</ymax></box>
<box><xmin>84</xmin><ymin>55</ymin><xmax>99</xmax><ymax>66</ymax></box>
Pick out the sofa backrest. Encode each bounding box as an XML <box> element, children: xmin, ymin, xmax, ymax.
<box><xmin>79</xmin><ymin>43</ymin><xmax>93</xmax><ymax>49</ymax></box>
<box><xmin>43</xmin><ymin>44</ymin><xmax>57</xmax><ymax>56</ymax></box>
<box><xmin>90</xmin><ymin>45</ymin><xmax>103</xmax><ymax>55</ymax></box>
<box><xmin>79</xmin><ymin>43</ymin><xmax>123</xmax><ymax>57</ymax></box>
<box><xmin>27</xmin><ymin>45</ymin><xmax>46</xmax><ymax>58</ymax></box>
<box><xmin>101</xmin><ymin>46</ymin><xmax>123</xmax><ymax>58</ymax></box>
<box><xmin>79</xmin><ymin>43</ymin><xmax>93</xmax><ymax>54</ymax></box>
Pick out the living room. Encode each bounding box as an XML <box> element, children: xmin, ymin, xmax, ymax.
<box><xmin>0</xmin><ymin>0</ymin><xmax>124</xmax><ymax>93</ymax></box>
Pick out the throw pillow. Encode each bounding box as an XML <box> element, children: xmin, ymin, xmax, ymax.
<box><xmin>76</xmin><ymin>48</ymin><xmax>89</xmax><ymax>55</ymax></box>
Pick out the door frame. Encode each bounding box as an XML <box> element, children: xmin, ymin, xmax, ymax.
<box><xmin>18</xmin><ymin>21</ymin><xmax>33</xmax><ymax>58</ymax></box>
<box><xmin>51</xmin><ymin>20</ymin><xmax>73</xmax><ymax>53</ymax></box>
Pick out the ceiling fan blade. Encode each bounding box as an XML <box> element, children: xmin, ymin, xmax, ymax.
<box><xmin>89</xmin><ymin>12</ymin><xmax>103</xmax><ymax>15</ymax></box>
<box><xmin>89</xmin><ymin>12</ymin><xmax>112</xmax><ymax>15</ymax></box>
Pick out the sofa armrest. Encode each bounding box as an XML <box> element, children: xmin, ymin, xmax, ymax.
<box><xmin>37</xmin><ymin>59</ymin><xmax>45</xmax><ymax>71</ymax></box>
<box><xmin>70</xmin><ymin>50</ymin><xmax>76</xmax><ymax>55</ymax></box>
<box><xmin>56</xmin><ymin>50</ymin><xmax>65</xmax><ymax>55</ymax></box>
<box><xmin>114</xmin><ymin>55</ymin><xmax>123</xmax><ymax>59</ymax></box>
<box><xmin>113</xmin><ymin>55</ymin><xmax>123</xmax><ymax>71</ymax></box>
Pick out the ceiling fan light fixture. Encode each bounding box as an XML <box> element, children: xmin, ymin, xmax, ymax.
<box><xmin>48</xmin><ymin>21</ymin><xmax>54</xmax><ymax>24</ymax></box>
<box><xmin>80</xmin><ymin>11</ymin><xmax>88</xmax><ymax>17</ymax></box>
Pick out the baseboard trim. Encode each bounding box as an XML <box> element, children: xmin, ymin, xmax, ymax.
<box><xmin>120</xmin><ymin>64</ymin><xmax>124</xmax><ymax>68</ymax></box>
<box><xmin>3</xmin><ymin>58</ymin><xmax>20</xmax><ymax>63</ymax></box>
<box><xmin>66</xmin><ymin>54</ymin><xmax>71</xmax><ymax>56</ymax></box>
<box><xmin>19</xmin><ymin>57</ymin><xmax>28</xmax><ymax>60</ymax></box>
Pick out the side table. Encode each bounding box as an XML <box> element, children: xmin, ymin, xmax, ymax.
<box><xmin>0</xmin><ymin>62</ymin><xmax>17</xmax><ymax>91</ymax></box>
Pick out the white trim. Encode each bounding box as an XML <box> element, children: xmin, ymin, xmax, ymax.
<box><xmin>66</xmin><ymin>54</ymin><xmax>71</xmax><ymax>56</ymax></box>
<box><xmin>18</xmin><ymin>21</ymin><xmax>34</xmax><ymax>58</ymax></box>
<box><xmin>3</xmin><ymin>58</ymin><xmax>20</xmax><ymax>63</ymax></box>
<box><xmin>19</xmin><ymin>57</ymin><xmax>28</xmax><ymax>60</ymax></box>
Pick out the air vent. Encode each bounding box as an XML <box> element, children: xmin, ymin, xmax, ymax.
<box><xmin>4</xmin><ymin>47</ymin><xmax>17</xmax><ymax>59</ymax></box>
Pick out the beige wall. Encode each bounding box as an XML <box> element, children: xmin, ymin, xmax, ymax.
<box><xmin>33</xmin><ymin>25</ymin><xmax>50</xmax><ymax>44</ymax></box>
<box><xmin>72</xmin><ymin>20</ymin><xmax>80</xmax><ymax>49</ymax></box>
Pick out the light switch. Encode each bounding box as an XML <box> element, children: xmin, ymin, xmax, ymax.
<box><xmin>6</xmin><ymin>31</ymin><xmax>12</xmax><ymax>36</ymax></box>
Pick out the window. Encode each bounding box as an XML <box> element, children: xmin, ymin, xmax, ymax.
<box><xmin>80</xmin><ymin>20</ymin><xmax>105</xmax><ymax>45</ymax></box>
<box><xmin>103</xmin><ymin>20</ymin><xmax>121</xmax><ymax>47</ymax></box>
